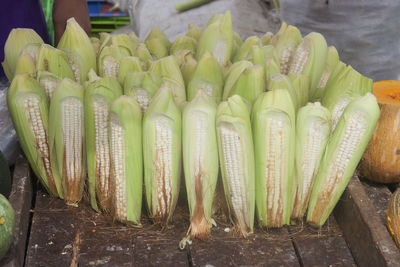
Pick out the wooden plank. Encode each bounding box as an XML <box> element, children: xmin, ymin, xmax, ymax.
<box><xmin>190</xmin><ymin>226</ymin><xmax>299</xmax><ymax>266</ymax></box>
<box><xmin>0</xmin><ymin>155</ymin><xmax>33</xmax><ymax>267</ymax></box>
<box><xmin>360</xmin><ymin>179</ymin><xmax>392</xmax><ymax>225</ymax></box>
<box><xmin>290</xmin><ymin>216</ymin><xmax>356</xmax><ymax>267</ymax></box>
<box><xmin>334</xmin><ymin>176</ymin><xmax>400</xmax><ymax>267</ymax></box>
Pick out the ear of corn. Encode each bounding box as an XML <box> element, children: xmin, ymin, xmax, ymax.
<box><xmin>85</xmin><ymin>76</ymin><xmax>123</xmax><ymax>212</ymax></box>
<box><xmin>288</xmin><ymin>73</ymin><xmax>310</xmax><ymax>108</ymax></box>
<box><xmin>109</xmin><ymin>96</ymin><xmax>143</xmax><ymax>225</ymax></box>
<box><xmin>7</xmin><ymin>73</ymin><xmax>62</xmax><ymax>197</ymax></box>
<box><xmin>232</xmin><ymin>36</ymin><xmax>261</xmax><ymax>63</ymax></box>
<box><xmin>143</xmin><ymin>87</ymin><xmax>182</xmax><ymax>224</ymax></box>
<box><xmin>117</xmin><ymin>56</ymin><xmax>143</xmax><ymax>85</ymax></box>
<box><xmin>307</xmin><ymin>93</ymin><xmax>380</xmax><ymax>226</ymax></box>
<box><xmin>291</xmin><ymin>103</ymin><xmax>331</xmax><ymax>219</ymax></box>
<box><xmin>170</xmin><ymin>36</ymin><xmax>197</xmax><ymax>56</ymax></box>
<box><xmin>251</xmin><ymin>89</ymin><xmax>296</xmax><ymax>227</ymax></box>
<box><xmin>2</xmin><ymin>28</ymin><xmax>44</xmax><ymax>80</ymax></box>
<box><xmin>224</xmin><ymin>64</ymin><xmax>265</xmax><ymax>104</ymax></box>
<box><xmin>273</xmin><ymin>25</ymin><xmax>302</xmax><ymax>75</ymax></box>
<box><xmin>57</xmin><ymin>18</ymin><xmax>97</xmax><ymax>83</ymax></box>
<box><xmin>36</xmin><ymin>44</ymin><xmax>75</xmax><ymax>80</ymax></box>
<box><xmin>289</xmin><ymin>32</ymin><xmax>328</xmax><ymax>100</ymax></box>
<box><xmin>49</xmin><ymin>78</ymin><xmax>85</xmax><ymax>205</ymax></box>
<box><xmin>187</xmin><ymin>51</ymin><xmax>224</xmax><ymax>103</ymax></box>
<box><xmin>180</xmin><ymin>52</ymin><xmax>198</xmax><ymax>87</ymax></box>
<box><xmin>145</xmin><ymin>27</ymin><xmax>171</xmax><ymax>59</ymax></box>
<box><xmin>111</xmin><ymin>34</ymin><xmax>137</xmax><ymax>56</ymax></box>
<box><xmin>37</xmin><ymin>71</ymin><xmax>61</xmax><ymax>99</ymax></box>
<box><xmin>98</xmin><ymin>45</ymin><xmax>129</xmax><ymax>78</ymax></box>
<box><xmin>216</xmin><ymin>95</ymin><xmax>255</xmax><ymax>237</ymax></box>
<box><xmin>186</xmin><ymin>24</ymin><xmax>202</xmax><ymax>41</ymax></box>
<box><xmin>196</xmin><ymin>11</ymin><xmax>233</xmax><ymax>68</ymax></box>
<box><xmin>268</xmin><ymin>73</ymin><xmax>298</xmax><ymax>111</ymax></box>
<box><xmin>124</xmin><ymin>71</ymin><xmax>162</xmax><ymax>113</ymax></box>
<box><xmin>183</xmin><ymin>90</ymin><xmax>218</xmax><ymax>238</ymax></box>
<box><xmin>149</xmin><ymin>56</ymin><xmax>186</xmax><ymax>104</ymax></box>
<box><xmin>314</xmin><ymin>46</ymin><xmax>339</xmax><ymax>99</ymax></box>
<box><xmin>222</xmin><ymin>60</ymin><xmax>253</xmax><ymax>98</ymax></box>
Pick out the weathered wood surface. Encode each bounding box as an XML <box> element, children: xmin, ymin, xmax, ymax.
<box><xmin>0</xmin><ymin>156</ymin><xmax>33</xmax><ymax>267</ymax></box>
<box><xmin>334</xmin><ymin>176</ymin><xmax>400</xmax><ymax>267</ymax></box>
<box><xmin>24</xmin><ymin>188</ymin><xmax>358</xmax><ymax>266</ymax></box>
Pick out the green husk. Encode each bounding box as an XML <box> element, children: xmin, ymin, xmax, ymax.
<box><xmin>149</xmin><ymin>56</ymin><xmax>186</xmax><ymax>104</ymax></box>
<box><xmin>143</xmin><ymin>87</ymin><xmax>182</xmax><ymax>224</ymax></box>
<box><xmin>7</xmin><ymin>73</ymin><xmax>62</xmax><ymax>197</ymax></box>
<box><xmin>85</xmin><ymin>76</ymin><xmax>123</xmax><ymax>212</ymax></box>
<box><xmin>36</xmin><ymin>44</ymin><xmax>75</xmax><ymax>80</ymax></box>
<box><xmin>183</xmin><ymin>90</ymin><xmax>218</xmax><ymax>238</ymax></box>
<box><xmin>251</xmin><ymin>89</ymin><xmax>296</xmax><ymax>227</ymax></box>
<box><xmin>135</xmin><ymin>43</ymin><xmax>153</xmax><ymax>70</ymax></box>
<box><xmin>307</xmin><ymin>93</ymin><xmax>380</xmax><ymax>226</ymax></box>
<box><xmin>57</xmin><ymin>18</ymin><xmax>97</xmax><ymax>83</ymax></box>
<box><xmin>111</xmin><ymin>34</ymin><xmax>137</xmax><ymax>56</ymax></box>
<box><xmin>313</xmin><ymin>46</ymin><xmax>340</xmax><ymax>99</ymax></box>
<box><xmin>179</xmin><ymin>52</ymin><xmax>198</xmax><ymax>86</ymax></box>
<box><xmin>187</xmin><ymin>51</ymin><xmax>223</xmax><ymax>103</ymax></box>
<box><xmin>288</xmin><ymin>73</ymin><xmax>310</xmax><ymax>108</ymax></box>
<box><xmin>273</xmin><ymin>25</ymin><xmax>302</xmax><ymax>75</ymax></box>
<box><xmin>37</xmin><ymin>70</ymin><xmax>61</xmax><ymax>99</ymax></box>
<box><xmin>196</xmin><ymin>11</ymin><xmax>233</xmax><ymax>68</ymax></box>
<box><xmin>144</xmin><ymin>27</ymin><xmax>171</xmax><ymax>59</ymax></box>
<box><xmin>232</xmin><ymin>36</ymin><xmax>261</xmax><ymax>63</ymax></box>
<box><xmin>98</xmin><ymin>44</ymin><xmax>129</xmax><ymax>77</ymax></box>
<box><xmin>186</xmin><ymin>24</ymin><xmax>202</xmax><ymax>41</ymax></box>
<box><xmin>117</xmin><ymin>56</ymin><xmax>143</xmax><ymax>85</ymax></box>
<box><xmin>49</xmin><ymin>78</ymin><xmax>85</xmax><ymax>205</ymax></box>
<box><xmin>170</xmin><ymin>36</ymin><xmax>197</xmax><ymax>56</ymax></box>
<box><xmin>216</xmin><ymin>95</ymin><xmax>255</xmax><ymax>237</ymax></box>
<box><xmin>261</xmin><ymin>32</ymin><xmax>273</xmax><ymax>46</ymax></box>
<box><xmin>2</xmin><ymin>28</ymin><xmax>44</xmax><ymax>80</ymax></box>
<box><xmin>109</xmin><ymin>95</ymin><xmax>143</xmax><ymax>225</ymax></box>
<box><xmin>291</xmin><ymin>102</ymin><xmax>331</xmax><ymax>219</ymax></box>
<box><xmin>267</xmin><ymin>73</ymin><xmax>298</xmax><ymax>111</ymax></box>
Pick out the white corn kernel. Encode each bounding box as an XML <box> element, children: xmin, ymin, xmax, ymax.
<box><xmin>289</xmin><ymin>39</ymin><xmax>310</xmax><ymax>75</ymax></box>
<box><xmin>103</xmin><ymin>59</ymin><xmax>119</xmax><ymax>78</ymax></box>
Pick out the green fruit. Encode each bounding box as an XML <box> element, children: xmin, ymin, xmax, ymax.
<box><xmin>0</xmin><ymin>194</ymin><xmax>15</xmax><ymax>260</ymax></box>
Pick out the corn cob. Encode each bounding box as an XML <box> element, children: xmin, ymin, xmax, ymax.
<box><xmin>288</xmin><ymin>73</ymin><xmax>310</xmax><ymax>108</ymax></box>
<box><xmin>180</xmin><ymin>52</ymin><xmax>198</xmax><ymax>87</ymax></box>
<box><xmin>143</xmin><ymin>87</ymin><xmax>182</xmax><ymax>224</ymax></box>
<box><xmin>170</xmin><ymin>36</ymin><xmax>197</xmax><ymax>56</ymax></box>
<box><xmin>145</xmin><ymin>27</ymin><xmax>171</xmax><ymax>59</ymax></box>
<box><xmin>232</xmin><ymin>36</ymin><xmax>261</xmax><ymax>63</ymax></box>
<box><xmin>196</xmin><ymin>11</ymin><xmax>233</xmax><ymax>68</ymax></box>
<box><xmin>109</xmin><ymin>96</ymin><xmax>143</xmax><ymax>225</ymax></box>
<box><xmin>251</xmin><ymin>89</ymin><xmax>296</xmax><ymax>227</ymax></box>
<box><xmin>288</xmin><ymin>32</ymin><xmax>328</xmax><ymax>100</ymax></box>
<box><xmin>273</xmin><ymin>25</ymin><xmax>302</xmax><ymax>75</ymax></box>
<box><xmin>2</xmin><ymin>28</ymin><xmax>44</xmax><ymax>80</ymax></box>
<box><xmin>387</xmin><ymin>188</ymin><xmax>400</xmax><ymax>247</ymax></box>
<box><xmin>124</xmin><ymin>71</ymin><xmax>162</xmax><ymax>113</ymax></box>
<box><xmin>117</xmin><ymin>56</ymin><xmax>143</xmax><ymax>85</ymax></box>
<box><xmin>57</xmin><ymin>18</ymin><xmax>97</xmax><ymax>83</ymax></box>
<box><xmin>7</xmin><ymin>73</ymin><xmax>62</xmax><ymax>197</ymax></box>
<box><xmin>36</xmin><ymin>44</ymin><xmax>75</xmax><ymax>80</ymax></box>
<box><xmin>267</xmin><ymin>73</ymin><xmax>298</xmax><ymax>111</ymax></box>
<box><xmin>307</xmin><ymin>93</ymin><xmax>380</xmax><ymax>226</ymax></box>
<box><xmin>49</xmin><ymin>78</ymin><xmax>85</xmax><ymax>205</ymax></box>
<box><xmin>216</xmin><ymin>95</ymin><xmax>255</xmax><ymax>237</ymax></box>
<box><xmin>149</xmin><ymin>56</ymin><xmax>186</xmax><ymax>104</ymax></box>
<box><xmin>187</xmin><ymin>51</ymin><xmax>223</xmax><ymax>103</ymax></box>
<box><xmin>37</xmin><ymin>71</ymin><xmax>61</xmax><ymax>99</ymax></box>
<box><xmin>85</xmin><ymin>76</ymin><xmax>123</xmax><ymax>212</ymax></box>
<box><xmin>183</xmin><ymin>90</ymin><xmax>218</xmax><ymax>238</ymax></box>
<box><xmin>291</xmin><ymin>103</ymin><xmax>331</xmax><ymax>219</ymax></box>
<box><xmin>314</xmin><ymin>46</ymin><xmax>339</xmax><ymax>99</ymax></box>
<box><xmin>186</xmin><ymin>24</ymin><xmax>202</xmax><ymax>41</ymax></box>
<box><xmin>98</xmin><ymin>45</ymin><xmax>129</xmax><ymax>78</ymax></box>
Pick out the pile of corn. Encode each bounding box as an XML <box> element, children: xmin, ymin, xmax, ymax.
<box><xmin>4</xmin><ymin>12</ymin><xmax>380</xmax><ymax>238</ymax></box>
